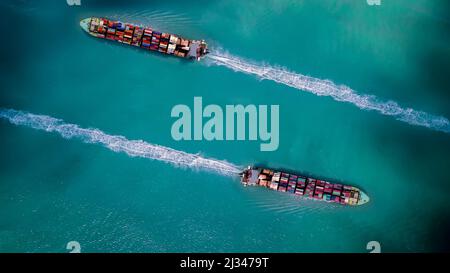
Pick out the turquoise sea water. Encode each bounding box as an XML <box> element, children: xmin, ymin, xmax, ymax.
<box><xmin>1</xmin><ymin>0</ymin><xmax>450</xmax><ymax>252</ymax></box>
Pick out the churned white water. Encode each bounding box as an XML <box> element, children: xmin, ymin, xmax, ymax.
<box><xmin>208</xmin><ymin>51</ymin><xmax>450</xmax><ymax>134</ymax></box>
<box><xmin>0</xmin><ymin>108</ymin><xmax>241</xmax><ymax>177</ymax></box>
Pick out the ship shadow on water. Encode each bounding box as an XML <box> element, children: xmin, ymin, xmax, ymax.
<box><xmin>243</xmin><ymin>187</ymin><xmax>343</xmax><ymax>218</ymax></box>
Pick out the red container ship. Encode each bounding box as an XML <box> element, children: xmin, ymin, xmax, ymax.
<box><xmin>241</xmin><ymin>166</ymin><xmax>370</xmax><ymax>206</ymax></box>
<box><xmin>80</xmin><ymin>17</ymin><xmax>208</xmax><ymax>60</ymax></box>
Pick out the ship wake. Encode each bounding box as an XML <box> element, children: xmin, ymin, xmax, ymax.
<box><xmin>207</xmin><ymin>51</ymin><xmax>450</xmax><ymax>134</ymax></box>
<box><xmin>0</xmin><ymin>108</ymin><xmax>241</xmax><ymax>177</ymax></box>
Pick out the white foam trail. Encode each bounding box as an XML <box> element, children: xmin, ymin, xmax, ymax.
<box><xmin>207</xmin><ymin>51</ymin><xmax>450</xmax><ymax>134</ymax></box>
<box><xmin>0</xmin><ymin>108</ymin><xmax>241</xmax><ymax>177</ymax></box>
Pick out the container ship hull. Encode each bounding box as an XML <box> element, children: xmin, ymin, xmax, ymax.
<box><xmin>80</xmin><ymin>17</ymin><xmax>208</xmax><ymax>60</ymax></box>
<box><xmin>241</xmin><ymin>166</ymin><xmax>369</xmax><ymax>206</ymax></box>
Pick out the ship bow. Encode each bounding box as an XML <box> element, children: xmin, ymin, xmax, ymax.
<box><xmin>80</xmin><ymin>18</ymin><xmax>91</xmax><ymax>33</ymax></box>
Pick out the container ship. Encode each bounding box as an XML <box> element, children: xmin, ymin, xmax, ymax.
<box><xmin>80</xmin><ymin>17</ymin><xmax>208</xmax><ymax>60</ymax></box>
<box><xmin>241</xmin><ymin>166</ymin><xmax>370</xmax><ymax>206</ymax></box>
